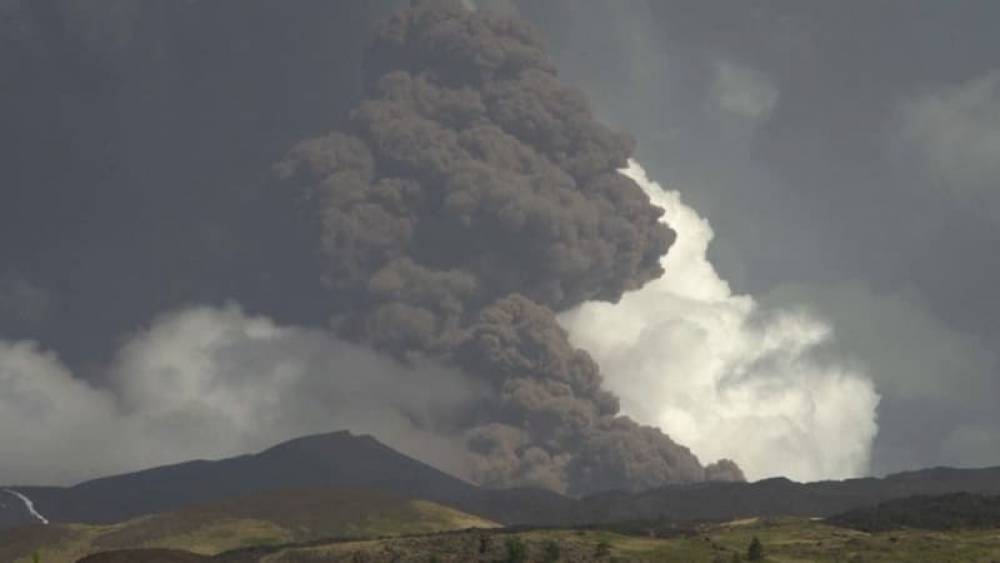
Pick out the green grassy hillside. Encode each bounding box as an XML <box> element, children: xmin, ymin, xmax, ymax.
<box><xmin>1</xmin><ymin>488</ymin><xmax>498</xmax><ymax>563</ymax></box>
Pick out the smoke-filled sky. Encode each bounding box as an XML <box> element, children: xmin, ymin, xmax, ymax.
<box><xmin>518</xmin><ymin>0</ymin><xmax>1000</xmax><ymax>477</ymax></box>
<box><xmin>0</xmin><ymin>0</ymin><xmax>997</xmax><ymax>487</ymax></box>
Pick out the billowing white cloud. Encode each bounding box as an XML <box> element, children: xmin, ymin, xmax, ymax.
<box><xmin>558</xmin><ymin>161</ymin><xmax>879</xmax><ymax>482</ymax></box>
<box><xmin>762</xmin><ymin>281</ymin><xmax>1000</xmax><ymax>474</ymax></box>
<box><xmin>0</xmin><ymin>340</ymin><xmax>121</xmax><ymax>485</ymax></box>
<box><xmin>0</xmin><ymin>306</ymin><xmax>479</xmax><ymax>485</ymax></box>
<box><xmin>897</xmin><ymin>70</ymin><xmax>1000</xmax><ymax>203</ymax></box>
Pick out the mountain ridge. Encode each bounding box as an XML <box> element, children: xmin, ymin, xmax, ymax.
<box><xmin>3</xmin><ymin>430</ymin><xmax>1000</xmax><ymax>532</ymax></box>
<box><xmin>0</xmin><ymin>430</ymin><xmax>573</xmax><ymax>530</ymax></box>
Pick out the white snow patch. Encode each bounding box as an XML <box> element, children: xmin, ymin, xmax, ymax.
<box><xmin>3</xmin><ymin>489</ymin><xmax>49</xmax><ymax>524</ymax></box>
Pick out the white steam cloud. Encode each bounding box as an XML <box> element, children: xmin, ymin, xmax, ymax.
<box><xmin>0</xmin><ymin>306</ymin><xmax>478</xmax><ymax>486</ymax></box>
<box><xmin>558</xmin><ymin>161</ymin><xmax>880</xmax><ymax>482</ymax></box>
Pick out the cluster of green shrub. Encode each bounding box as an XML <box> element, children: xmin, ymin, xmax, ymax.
<box><xmin>827</xmin><ymin>493</ymin><xmax>1000</xmax><ymax>532</ymax></box>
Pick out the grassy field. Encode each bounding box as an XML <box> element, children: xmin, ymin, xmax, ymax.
<box><xmin>1</xmin><ymin>489</ymin><xmax>499</xmax><ymax>563</ymax></box>
<box><xmin>9</xmin><ymin>506</ymin><xmax>1000</xmax><ymax>561</ymax></box>
<box><xmin>250</xmin><ymin>517</ymin><xmax>1000</xmax><ymax>562</ymax></box>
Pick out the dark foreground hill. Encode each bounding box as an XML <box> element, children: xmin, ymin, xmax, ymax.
<box><xmin>827</xmin><ymin>492</ymin><xmax>1000</xmax><ymax>532</ymax></box>
<box><xmin>3</xmin><ymin>431</ymin><xmax>1000</xmax><ymax>533</ymax></box>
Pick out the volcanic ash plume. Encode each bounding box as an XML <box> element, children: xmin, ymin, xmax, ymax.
<box><xmin>276</xmin><ymin>0</ymin><xmax>742</xmax><ymax>494</ymax></box>
<box><xmin>559</xmin><ymin>161</ymin><xmax>880</xmax><ymax>482</ymax></box>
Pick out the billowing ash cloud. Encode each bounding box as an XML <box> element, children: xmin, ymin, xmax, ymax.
<box><xmin>559</xmin><ymin>162</ymin><xmax>880</xmax><ymax>482</ymax></box>
<box><xmin>276</xmin><ymin>0</ymin><xmax>742</xmax><ymax>494</ymax></box>
<box><xmin>0</xmin><ymin>305</ymin><xmax>477</xmax><ymax>486</ymax></box>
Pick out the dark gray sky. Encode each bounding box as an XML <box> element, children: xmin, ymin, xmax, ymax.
<box><xmin>0</xmin><ymin>0</ymin><xmax>399</xmax><ymax>371</ymax></box>
<box><xmin>0</xmin><ymin>0</ymin><xmax>997</xmax><ymax>481</ymax></box>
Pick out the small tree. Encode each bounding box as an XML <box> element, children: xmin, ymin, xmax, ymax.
<box><xmin>747</xmin><ymin>536</ymin><xmax>764</xmax><ymax>561</ymax></box>
<box><xmin>542</xmin><ymin>540</ymin><xmax>561</xmax><ymax>562</ymax></box>
<box><xmin>595</xmin><ymin>540</ymin><xmax>612</xmax><ymax>558</ymax></box>
<box><xmin>505</xmin><ymin>537</ymin><xmax>527</xmax><ymax>563</ymax></box>
<box><xmin>33</xmin><ymin>551</ymin><xmax>41</xmax><ymax>563</ymax></box>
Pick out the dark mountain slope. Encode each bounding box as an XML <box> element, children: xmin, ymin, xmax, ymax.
<box><xmin>3</xmin><ymin>432</ymin><xmax>1000</xmax><ymax>534</ymax></box>
<box><xmin>577</xmin><ymin>468</ymin><xmax>1000</xmax><ymax>523</ymax></box>
<box><xmin>827</xmin><ymin>492</ymin><xmax>1000</xmax><ymax>532</ymax></box>
<box><xmin>1</xmin><ymin>431</ymin><xmax>573</xmax><ymax>529</ymax></box>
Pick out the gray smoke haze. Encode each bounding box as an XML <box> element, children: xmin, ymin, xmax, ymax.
<box><xmin>0</xmin><ymin>305</ymin><xmax>478</xmax><ymax>485</ymax></box>
<box><xmin>0</xmin><ymin>0</ymin><xmax>401</xmax><ymax>370</ymax></box>
<box><xmin>276</xmin><ymin>0</ymin><xmax>741</xmax><ymax>494</ymax></box>
<box><xmin>0</xmin><ymin>275</ymin><xmax>51</xmax><ymax>328</ymax></box>
<box><xmin>894</xmin><ymin>70</ymin><xmax>1000</xmax><ymax>215</ymax></box>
